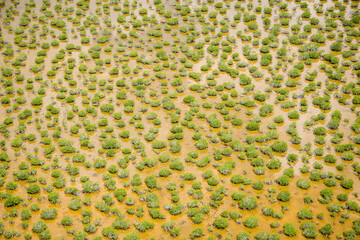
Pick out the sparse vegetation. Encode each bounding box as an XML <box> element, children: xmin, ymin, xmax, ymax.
<box><xmin>0</xmin><ymin>1</ymin><xmax>358</xmax><ymax>239</ymax></box>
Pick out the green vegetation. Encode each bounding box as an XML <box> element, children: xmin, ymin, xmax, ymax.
<box><xmin>271</xmin><ymin>141</ymin><xmax>287</xmax><ymax>153</ymax></box>
<box><xmin>0</xmin><ymin>1</ymin><xmax>358</xmax><ymax>239</ymax></box>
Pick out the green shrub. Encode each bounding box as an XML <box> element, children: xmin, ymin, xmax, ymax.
<box><xmin>239</xmin><ymin>196</ymin><xmax>258</xmax><ymax>210</ymax></box>
<box><xmin>40</xmin><ymin>208</ymin><xmax>57</xmax><ymax>220</ymax></box>
<box><xmin>274</xmin><ymin>116</ymin><xmax>284</xmax><ymax>123</ymax></box>
<box><xmin>21</xmin><ymin>209</ymin><xmax>32</xmax><ymax>220</ymax></box>
<box><xmin>352</xmin><ymin>218</ymin><xmax>360</xmax><ymax>235</ymax></box>
<box><xmin>112</xmin><ymin>216</ymin><xmax>130</xmax><ymax>230</ymax></box>
<box><xmin>340</xmin><ymin>179</ymin><xmax>354</xmax><ymax>189</ymax></box>
<box><xmin>152</xmin><ymin>140</ymin><xmax>167</xmax><ymax>149</ymax></box>
<box><xmin>170</xmin><ymin>140</ymin><xmax>181</xmax><ymax>153</ymax></box>
<box><xmin>94</xmin><ymin>159</ymin><xmax>106</xmax><ymax>169</ymax></box>
<box><xmin>74</xmin><ymin>231</ymin><xmax>88</xmax><ymax>240</ymax></box>
<box><xmin>4</xmin><ymin>195</ymin><xmax>22</xmax><ymax>207</ymax></box>
<box><xmin>135</xmin><ymin>220</ymin><xmax>154</xmax><ymax>232</ymax></box>
<box><xmin>123</xmin><ymin>232</ymin><xmax>140</xmax><ymax>240</ymax></box>
<box><xmin>231</xmin><ymin>118</ymin><xmax>243</xmax><ymax>126</ymax></box>
<box><xmin>243</xmin><ymin>216</ymin><xmax>258</xmax><ymax>228</ymax></box>
<box><xmin>189</xmin><ymin>228</ymin><xmax>202</xmax><ymax>239</ymax></box>
<box><xmin>337</xmin><ymin>193</ymin><xmax>348</xmax><ymax>202</ymax></box>
<box><xmin>114</xmin><ymin>188</ymin><xmax>127</xmax><ymax>202</ymax></box>
<box><xmin>230</xmin><ymin>175</ymin><xmax>244</xmax><ymax>184</ymax></box>
<box><xmin>288</xmin><ymin>68</ymin><xmax>301</xmax><ymax>78</ymax></box>
<box><xmin>102</xmin><ymin>227</ymin><xmax>118</xmax><ymax>239</ymax></box>
<box><xmin>144</xmin><ymin>175</ymin><xmax>157</xmax><ymax>189</ymax></box>
<box><xmin>288</xmin><ymin>110</ymin><xmax>300</xmax><ymax>119</ymax></box>
<box><xmin>207</xmin><ymin>176</ymin><xmax>219</xmax><ymax>186</ymax></box>
<box><xmin>82</xmin><ymin>181</ymin><xmax>99</xmax><ymax>193</ymax></box>
<box><xmin>32</xmin><ymin>220</ymin><xmax>47</xmax><ymax>233</ymax></box>
<box><xmin>11</xmin><ymin>138</ymin><xmax>23</xmax><ymax>148</ymax></box>
<box><xmin>48</xmin><ymin>192</ymin><xmax>60</xmax><ymax>204</ymax></box>
<box><xmin>183</xmin><ymin>95</ymin><xmax>195</xmax><ymax>103</ymax></box>
<box><xmin>213</xmin><ymin>218</ymin><xmax>229</xmax><ymax>229</ymax></box>
<box><xmin>73</xmin><ymin>154</ymin><xmax>85</xmax><ymax>163</ymax></box>
<box><xmin>68</xmin><ymin>198</ymin><xmax>82</xmax><ymax>211</ymax></box>
<box><xmin>271</xmin><ymin>141</ymin><xmax>287</xmax><ymax>153</ymax></box>
<box><xmin>27</xmin><ymin>184</ymin><xmax>40</xmax><ymax>194</ymax></box>
<box><xmin>283</xmin><ymin>222</ymin><xmax>297</xmax><ymax>237</ymax></box>
<box><xmin>61</xmin><ymin>146</ymin><xmax>76</xmax><ymax>153</ymax></box>
<box><xmin>297</xmin><ymin>179</ymin><xmax>310</xmax><ymax>189</ymax></box>
<box><xmin>276</xmin><ymin>175</ymin><xmax>290</xmax><ymax>186</ymax></box>
<box><xmin>6</xmin><ymin>181</ymin><xmax>17</xmax><ymax>190</ymax></box>
<box><xmin>327</xmin><ymin>203</ymin><xmax>341</xmax><ymax>213</ymax></box>
<box><xmin>319</xmin><ymin>224</ymin><xmax>332</xmax><ymax>237</ymax></box>
<box><xmin>102</xmin><ymin>138</ymin><xmax>120</xmax><ymax>149</ymax></box>
<box><xmin>31</xmin><ymin>96</ymin><xmax>43</xmax><ymax>106</ymax></box>
<box><xmin>300</xmin><ymin>222</ymin><xmax>317</xmax><ymax>238</ymax></box>
<box><xmin>267</xmin><ymin>159</ymin><xmax>282</xmax><ymax>169</ymax></box>
<box><xmin>259</xmin><ymin>104</ymin><xmax>274</xmax><ymax>117</ymax></box>
<box><xmin>195</xmin><ymin>139</ymin><xmax>208</xmax><ymax>150</ymax></box>
<box><xmin>237</xmin><ymin>232</ymin><xmax>251</xmax><ymax>240</ymax></box>
<box><xmin>100</xmin><ymin>104</ymin><xmax>114</xmax><ymax>113</ymax></box>
<box><xmin>330</xmin><ymin>41</ymin><xmax>342</xmax><ymax>51</ymax></box>
<box><xmin>277</xmin><ymin>191</ymin><xmax>291</xmax><ymax>202</ymax></box>
<box><xmin>287</xmin><ymin>154</ymin><xmax>298</xmax><ymax>163</ymax></box>
<box><xmin>131</xmin><ymin>174</ymin><xmax>142</xmax><ymax>186</ymax></box>
<box><xmin>246</xmin><ymin>122</ymin><xmax>259</xmax><ymax>131</ymax></box>
<box><xmin>252</xmin><ymin>180</ymin><xmax>264</xmax><ymax>190</ymax></box>
<box><xmin>297</xmin><ymin>208</ymin><xmax>313</xmax><ymax>220</ymax></box>
<box><xmin>313</xmin><ymin>127</ymin><xmax>327</xmax><ymax>136</ymax></box>
<box><xmin>324</xmin><ymin>154</ymin><xmax>336</xmax><ymax>163</ymax></box>
<box><xmin>30</xmin><ymin>204</ymin><xmax>40</xmax><ymax>211</ymax></box>
<box><xmin>341</xmin><ymin>152</ymin><xmax>354</xmax><ymax>161</ymax></box>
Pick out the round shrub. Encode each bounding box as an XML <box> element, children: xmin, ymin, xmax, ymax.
<box><xmin>276</xmin><ymin>175</ymin><xmax>290</xmax><ymax>186</ymax></box>
<box><xmin>313</xmin><ymin>127</ymin><xmax>327</xmax><ymax>136</ymax></box>
<box><xmin>267</xmin><ymin>159</ymin><xmax>282</xmax><ymax>169</ymax></box>
<box><xmin>297</xmin><ymin>179</ymin><xmax>310</xmax><ymax>189</ymax></box>
<box><xmin>213</xmin><ymin>218</ymin><xmax>229</xmax><ymax>229</ymax></box>
<box><xmin>277</xmin><ymin>191</ymin><xmax>291</xmax><ymax>202</ymax></box>
<box><xmin>239</xmin><ymin>196</ymin><xmax>258</xmax><ymax>210</ymax></box>
<box><xmin>40</xmin><ymin>208</ymin><xmax>57</xmax><ymax>220</ymax></box>
<box><xmin>287</xmin><ymin>154</ymin><xmax>298</xmax><ymax>163</ymax></box>
<box><xmin>144</xmin><ymin>175</ymin><xmax>157</xmax><ymax>189</ymax></box>
<box><xmin>32</xmin><ymin>220</ymin><xmax>47</xmax><ymax>234</ymax></box>
<box><xmin>297</xmin><ymin>208</ymin><xmax>313</xmax><ymax>220</ymax></box>
<box><xmin>340</xmin><ymin>179</ymin><xmax>354</xmax><ymax>189</ymax></box>
<box><xmin>246</xmin><ymin>122</ymin><xmax>260</xmax><ymax>131</ymax></box>
<box><xmin>271</xmin><ymin>141</ymin><xmax>287</xmax><ymax>153</ymax></box>
<box><xmin>288</xmin><ymin>110</ymin><xmax>300</xmax><ymax>119</ymax></box>
<box><xmin>152</xmin><ymin>140</ymin><xmax>167</xmax><ymax>149</ymax></box>
<box><xmin>195</xmin><ymin>139</ymin><xmax>208</xmax><ymax>150</ymax></box>
<box><xmin>237</xmin><ymin>232</ymin><xmax>251</xmax><ymax>240</ymax></box>
<box><xmin>283</xmin><ymin>222</ymin><xmax>297</xmax><ymax>237</ymax></box>
<box><xmin>300</xmin><ymin>222</ymin><xmax>317</xmax><ymax>238</ymax></box>
<box><xmin>27</xmin><ymin>184</ymin><xmax>41</xmax><ymax>194</ymax></box>
<box><xmin>252</xmin><ymin>180</ymin><xmax>264</xmax><ymax>190</ymax></box>
<box><xmin>324</xmin><ymin>154</ymin><xmax>336</xmax><ymax>163</ymax></box>
<box><xmin>243</xmin><ymin>216</ymin><xmax>258</xmax><ymax>229</ymax></box>
<box><xmin>102</xmin><ymin>138</ymin><xmax>120</xmax><ymax>149</ymax></box>
<box><xmin>319</xmin><ymin>224</ymin><xmax>332</xmax><ymax>237</ymax></box>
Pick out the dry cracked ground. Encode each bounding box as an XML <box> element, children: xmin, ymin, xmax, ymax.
<box><xmin>0</xmin><ymin>0</ymin><xmax>360</xmax><ymax>239</ymax></box>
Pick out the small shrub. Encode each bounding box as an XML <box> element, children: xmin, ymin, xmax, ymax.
<box><xmin>213</xmin><ymin>218</ymin><xmax>229</xmax><ymax>229</ymax></box>
<box><xmin>277</xmin><ymin>191</ymin><xmax>291</xmax><ymax>202</ymax></box>
<box><xmin>283</xmin><ymin>222</ymin><xmax>297</xmax><ymax>237</ymax></box>
<box><xmin>40</xmin><ymin>208</ymin><xmax>57</xmax><ymax>220</ymax></box>
<box><xmin>243</xmin><ymin>216</ymin><xmax>258</xmax><ymax>228</ymax></box>
<box><xmin>271</xmin><ymin>141</ymin><xmax>287</xmax><ymax>153</ymax></box>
